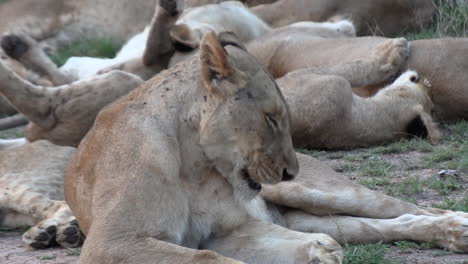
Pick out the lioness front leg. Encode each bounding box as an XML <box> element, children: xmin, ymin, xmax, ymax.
<box><xmin>261</xmin><ymin>153</ymin><xmax>435</xmax><ymax>219</ymax></box>
<box><xmin>203</xmin><ymin>219</ymin><xmax>343</xmax><ymax>264</ymax></box>
<box><xmin>285</xmin><ymin>211</ymin><xmax>468</xmax><ymax>252</ymax></box>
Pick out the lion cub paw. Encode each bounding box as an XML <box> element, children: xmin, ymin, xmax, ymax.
<box><xmin>371</xmin><ymin>38</ymin><xmax>409</xmax><ymax>78</ymax></box>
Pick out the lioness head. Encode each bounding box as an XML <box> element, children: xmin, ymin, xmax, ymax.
<box><xmin>198</xmin><ymin>31</ymin><xmax>298</xmax><ymax>199</ymax></box>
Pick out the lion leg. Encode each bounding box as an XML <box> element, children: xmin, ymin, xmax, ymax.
<box><xmin>285</xmin><ymin>37</ymin><xmax>410</xmax><ymax>88</ymax></box>
<box><xmin>0</xmin><ymin>58</ymin><xmax>55</xmax><ymax>129</ymax></box>
<box><xmin>203</xmin><ymin>219</ymin><xmax>343</xmax><ymax>264</ymax></box>
<box><xmin>0</xmin><ymin>183</ymin><xmax>83</xmax><ymax>249</ymax></box>
<box><xmin>261</xmin><ymin>153</ymin><xmax>437</xmax><ymax>218</ymax></box>
<box><xmin>285</xmin><ymin>210</ymin><xmax>468</xmax><ymax>253</ymax></box>
<box><xmin>1</xmin><ymin>34</ymin><xmax>74</xmax><ymax>85</ymax></box>
<box><xmin>142</xmin><ymin>0</ymin><xmax>182</xmax><ymax>67</ymax></box>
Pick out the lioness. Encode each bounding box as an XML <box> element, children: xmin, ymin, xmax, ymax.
<box><xmin>247</xmin><ymin>31</ymin><xmax>468</xmax><ymax>122</ymax></box>
<box><xmin>65</xmin><ymin>31</ymin><xmax>468</xmax><ymax>264</ymax></box>
<box><xmin>251</xmin><ymin>0</ymin><xmax>435</xmax><ymax>36</ymax></box>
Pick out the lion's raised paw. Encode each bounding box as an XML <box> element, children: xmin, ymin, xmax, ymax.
<box><xmin>160</xmin><ymin>0</ymin><xmax>180</xmax><ymax>16</ymax></box>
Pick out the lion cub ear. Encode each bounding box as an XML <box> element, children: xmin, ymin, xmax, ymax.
<box><xmin>199</xmin><ymin>31</ymin><xmax>246</xmax><ymax>98</ymax></box>
<box><xmin>170</xmin><ymin>24</ymin><xmax>201</xmax><ymax>50</ymax></box>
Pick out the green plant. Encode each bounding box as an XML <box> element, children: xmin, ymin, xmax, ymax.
<box><xmin>51</xmin><ymin>38</ymin><xmax>123</xmax><ymax>67</ymax></box>
<box><xmin>344</xmin><ymin>243</ymin><xmax>399</xmax><ymax>264</ymax></box>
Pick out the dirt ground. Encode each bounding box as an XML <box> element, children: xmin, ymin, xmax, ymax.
<box><xmin>0</xmin><ymin>231</ymin><xmax>79</xmax><ymax>264</ymax></box>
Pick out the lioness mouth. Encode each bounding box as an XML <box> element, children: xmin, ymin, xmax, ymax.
<box><xmin>242</xmin><ymin>169</ymin><xmax>262</xmax><ymax>191</ymax></box>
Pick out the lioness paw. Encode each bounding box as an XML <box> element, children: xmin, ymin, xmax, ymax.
<box><xmin>435</xmin><ymin>214</ymin><xmax>468</xmax><ymax>253</ymax></box>
<box><xmin>23</xmin><ymin>219</ymin><xmax>60</xmax><ymax>249</ymax></box>
<box><xmin>56</xmin><ymin>216</ymin><xmax>85</xmax><ymax>248</ymax></box>
<box><xmin>300</xmin><ymin>235</ymin><xmax>343</xmax><ymax>264</ymax></box>
<box><xmin>1</xmin><ymin>34</ymin><xmax>29</xmax><ymax>60</ymax></box>
<box><xmin>22</xmin><ymin>217</ymin><xmax>84</xmax><ymax>249</ymax></box>
<box><xmin>160</xmin><ymin>0</ymin><xmax>181</xmax><ymax>16</ymax></box>
<box><xmin>371</xmin><ymin>38</ymin><xmax>409</xmax><ymax>77</ymax></box>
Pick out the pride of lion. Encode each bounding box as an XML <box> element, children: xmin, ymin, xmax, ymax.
<box><xmin>0</xmin><ymin>0</ymin><xmax>467</xmax><ymax>263</ymax></box>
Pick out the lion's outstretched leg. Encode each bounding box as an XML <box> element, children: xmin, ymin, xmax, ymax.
<box><xmin>261</xmin><ymin>153</ymin><xmax>440</xmax><ymax>219</ymax></box>
<box><xmin>282</xmin><ymin>38</ymin><xmax>409</xmax><ymax>88</ymax></box>
<box><xmin>1</xmin><ymin>34</ymin><xmax>74</xmax><ymax>85</ymax></box>
<box><xmin>0</xmin><ymin>58</ymin><xmax>55</xmax><ymax>129</ymax></box>
<box><xmin>285</xmin><ymin>211</ymin><xmax>468</xmax><ymax>253</ymax></box>
<box><xmin>203</xmin><ymin>219</ymin><xmax>343</xmax><ymax>264</ymax></box>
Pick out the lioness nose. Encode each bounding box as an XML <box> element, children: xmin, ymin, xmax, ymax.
<box><xmin>282</xmin><ymin>168</ymin><xmax>295</xmax><ymax>181</ymax></box>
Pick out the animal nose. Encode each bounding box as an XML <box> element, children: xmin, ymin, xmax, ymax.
<box><xmin>410</xmin><ymin>74</ymin><xmax>420</xmax><ymax>83</ymax></box>
<box><xmin>282</xmin><ymin>168</ymin><xmax>295</xmax><ymax>181</ymax></box>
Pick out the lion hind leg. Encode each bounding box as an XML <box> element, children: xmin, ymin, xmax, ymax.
<box><xmin>285</xmin><ymin>210</ymin><xmax>468</xmax><ymax>253</ymax></box>
<box><xmin>0</xmin><ymin>59</ymin><xmax>55</xmax><ymax>129</ymax></box>
<box><xmin>1</xmin><ymin>34</ymin><xmax>73</xmax><ymax>85</ymax></box>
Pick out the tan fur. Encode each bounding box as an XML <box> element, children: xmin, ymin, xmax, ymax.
<box><xmin>102</xmin><ymin>1</ymin><xmax>354</xmax><ymax>80</ymax></box>
<box><xmin>65</xmin><ymin>32</ymin><xmax>347</xmax><ymax>264</ymax></box>
<box><xmin>63</xmin><ymin>33</ymin><xmax>468</xmax><ymax>263</ymax></box>
<box><xmin>251</xmin><ymin>0</ymin><xmax>435</xmax><ymax>36</ymax></box>
<box><xmin>280</xmin><ymin>69</ymin><xmax>441</xmax><ymax>149</ymax></box>
<box><xmin>0</xmin><ymin>140</ymin><xmax>83</xmax><ymax>249</ymax></box>
<box><xmin>0</xmin><ymin>60</ymin><xmax>143</xmax><ymax>146</ymax></box>
<box><xmin>247</xmin><ymin>31</ymin><xmax>468</xmax><ymax>122</ymax></box>
<box><xmin>0</xmin><ymin>0</ymin><xmax>155</xmax><ymax>51</ymax></box>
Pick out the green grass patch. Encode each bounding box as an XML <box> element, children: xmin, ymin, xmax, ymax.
<box><xmin>66</xmin><ymin>248</ymin><xmax>82</xmax><ymax>256</ymax></box>
<box><xmin>434</xmin><ymin>197</ymin><xmax>468</xmax><ymax>212</ymax></box>
<box><xmin>397</xmin><ymin>177</ymin><xmax>423</xmax><ymax>196</ymax></box>
<box><xmin>358</xmin><ymin>157</ymin><xmax>394</xmax><ymax>177</ymax></box>
<box><xmin>51</xmin><ymin>38</ymin><xmax>123</xmax><ymax>67</ymax></box>
<box><xmin>344</xmin><ymin>243</ymin><xmax>399</xmax><ymax>264</ymax></box>
<box><xmin>404</xmin><ymin>0</ymin><xmax>468</xmax><ymax>40</ymax></box>
<box><xmin>37</xmin><ymin>255</ymin><xmax>56</xmax><ymax>260</ymax></box>
<box><xmin>358</xmin><ymin>177</ymin><xmax>391</xmax><ymax>190</ymax></box>
<box><xmin>425</xmin><ymin>174</ymin><xmax>464</xmax><ymax>195</ymax></box>
<box><xmin>0</xmin><ymin>127</ymin><xmax>25</xmax><ymax>139</ymax></box>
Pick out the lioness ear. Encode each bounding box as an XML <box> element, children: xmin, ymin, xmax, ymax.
<box><xmin>200</xmin><ymin>31</ymin><xmax>246</xmax><ymax>98</ymax></box>
<box><xmin>170</xmin><ymin>24</ymin><xmax>201</xmax><ymax>50</ymax></box>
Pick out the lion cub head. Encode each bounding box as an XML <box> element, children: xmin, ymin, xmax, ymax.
<box><xmin>198</xmin><ymin>32</ymin><xmax>298</xmax><ymax>199</ymax></box>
